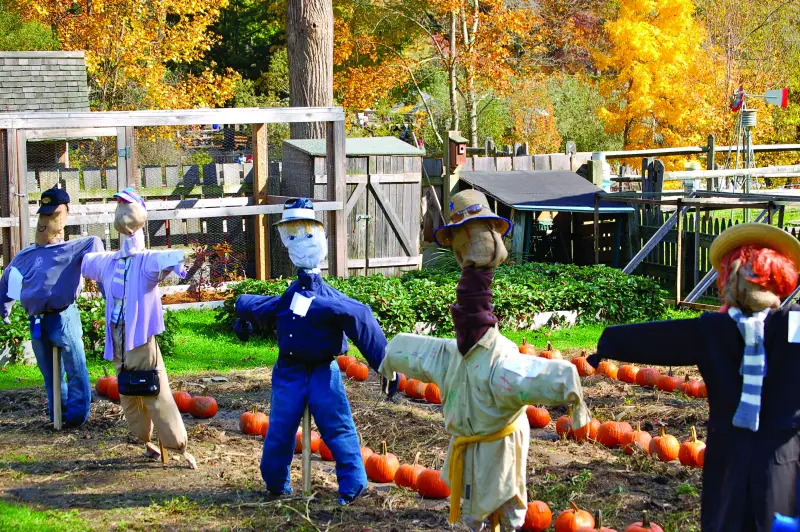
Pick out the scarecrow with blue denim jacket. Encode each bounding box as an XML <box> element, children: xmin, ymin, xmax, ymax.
<box><xmin>0</xmin><ymin>187</ymin><xmax>103</xmax><ymax>427</ymax></box>
<box><xmin>588</xmin><ymin>223</ymin><xmax>800</xmax><ymax>532</ymax></box>
<box><xmin>234</xmin><ymin>198</ymin><xmax>397</xmax><ymax>505</ymax></box>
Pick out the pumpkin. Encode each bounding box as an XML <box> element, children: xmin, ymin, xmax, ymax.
<box><xmin>697</xmin><ymin>447</ymin><xmax>705</xmax><ymax>468</ymax></box>
<box><xmin>679</xmin><ymin>376</ymin><xmax>702</xmax><ymax>398</ymax></box>
<box><xmin>190</xmin><ymin>388</ymin><xmax>218</xmax><ymax>419</ymax></box>
<box><xmin>106</xmin><ymin>377</ymin><xmax>120</xmax><ymax>402</ymax></box>
<box><xmin>365</xmin><ymin>441</ymin><xmax>400</xmax><ymax>483</ymax></box>
<box><xmin>578</xmin><ymin>510</ymin><xmax>618</xmax><ymax>532</ymax></box>
<box><xmin>526</xmin><ymin>406</ymin><xmax>551</xmax><ymax>429</ymax></box>
<box><xmin>555</xmin><ymin>415</ymin><xmax>572</xmax><ymax>439</ymax></box>
<box><xmin>678</xmin><ymin>426</ymin><xmax>706</xmax><ymax>467</ymax></box>
<box><xmin>416</xmin><ymin>468</ymin><xmax>450</xmax><ymax>499</ymax></box>
<box><xmin>240</xmin><ymin>406</ymin><xmax>267</xmax><ymax>436</ymax></box>
<box><xmin>634</xmin><ymin>367</ymin><xmax>661</xmax><ymax>388</ymax></box>
<box><xmin>337</xmin><ymin>355</ymin><xmax>356</xmax><ymax>371</ymax></box>
<box><xmin>573</xmin><ymin>418</ymin><xmax>600</xmax><ymax>442</ymax></box>
<box><xmin>617</xmin><ymin>365</ymin><xmax>639</xmax><ymax>384</ymax></box>
<box><xmin>539</xmin><ymin>341</ymin><xmax>561</xmax><ymax>359</ymax></box>
<box><xmin>396</xmin><ymin>373</ymin><xmax>408</xmax><ymax>393</ymax></box>
<box><xmin>172</xmin><ymin>383</ymin><xmax>192</xmax><ymax>414</ymax></box>
<box><xmin>597</xmin><ymin>361</ymin><xmax>618</xmax><ymax>380</ymax></box>
<box><xmin>697</xmin><ymin>381</ymin><xmax>708</xmax><ymax>398</ymax></box>
<box><xmin>655</xmin><ymin>370</ymin><xmax>681</xmax><ymax>392</ymax></box>
<box><xmin>425</xmin><ymin>383</ymin><xmax>442</xmax><ymax>404</ymax></box>
<box><xmin>294</xmin><ymin>430</ymin><xmax>322</xmax><ymax>454</ymax></box>
<box><xmin>597</xmin><ymin>421</ymin><xmax>632</xmax><ymax>448</ymax></box>
<box><xmin>572</xmin><ymin>352</ymin><xmax>595</xmax><ymax>377</ymax></box>
<box><xmin>621</xmin><ymin>422</ymin><xmax>652</xmax><ymax>455</ymax></box>
<box><xmin>96</xmin><ymin>367</ymin><xmax>113</xmax><ymax>396</ymax></box>
<box><xmin>404</xmin><ymin>379</ymin><xmax>425</xmax><ymax>399</ymax></box>
<box><xmin>649</xmin><ymin>426</ymin><xmax>680</xmax><ymax>462</ymax></box>
<box><xmin>555</xmin><ymin>501</ymin><xmax>595</xmax><ymax>532</ymax></box>
<box><xmin>319</xmin><ymin>439</ymin><xmax>335</xmax><ymax>461</ymax></box>
<box><xmin>345</xmin><ymin>361</ymin><xmax>369</xmax><ymax>382</ymax></box>
<box><xmin>522</xmin><ymin>500</ymin><xmax>552</xmax><ymax>531</ymax></box>
<box><xmin>624</xmin><ymin>511</ymin><xmax>664</xmax><ymax>532</ymax></box>
<box><xmin>519</xmin><ymin>337</ymin><xmax>536</xmax><ymax>355</ymax></box>
<box><xmin>361</xmin><ymin>446</ymin><xmax>374</xmax><ymax>466</ymax></box>
<box><xmin>259</xmin><ymin>419</ymin><xmax>270</xmax><ymax>438</ymax></box>
<box><xmin>394</xmin><ymin>452</ymin><xmax>424</xmax><ymax>490</ymax></box>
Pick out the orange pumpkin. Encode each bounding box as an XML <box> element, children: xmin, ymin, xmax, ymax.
<box><xmin>522</xmin><ymin>500</ymin><xmax>552</xmax><ymax>531</ymax></box>
<box><xmin>539</xmin><ymin>341</ymin><xmax>561</xmax><ymax>359</ymax></box>
<box><xmin>678</xmin><ymin>426</ymin><xmax>706</xmax><ymax>467</ymax></box>
<box><xmin>337</xmin><ymin>355</ymin><xmax>356</xmax><ymax>371</ymax></box>
<box><xmin>394</xmin><ymin>453</ymin><xmax>424</xmax><ymax>490</ymax></box>
<box><xmin>555</xmin><ymin>415</ymin><xmax>572</xmax><ymax>439</ymax></box>
<box><xmin>697</xmin><ymin>381</ymin><xmax>708</xmax><ymax>398</ymax></box>
<box><xmin>404</xmin><ymin>379</ymin><xmax>424</xmax><ymax>399</ymax></box>
<box><xmin>526</xmin><ymin>406</ymin><xmax>551</xmax><ymax>429</ymax></box>
<box><xmin>424</xmin><ymin>383</ymin><xmax>442</xmax><ymax>404</ymax></box>
<box><xmin>240</xmin><ymin>406</ymin><xmax>267</xmax><ymax>435</ymax></box>
<box><xmin>655</xmin><ymin>370</ymin><xmax>681</xmax><ymax>392</ymax></box>
<box><xmin>624</xmin><ymin>511</ymin><xmax>664</xmax><ymax>532</ymax></box>
<box><xmin>680</xmin><ymin>376</ymin><xmax>702</xmax><ymax>398</ymax></box>
<box><xmin>346</xmin><ymin>361</ymin><xmax>369</xmax><ymax>381</ymax></box>
<box><xmin>294</xmin><ymin>430</ymin><xmax>321</xmax><ymax>454</ymax></box>
<box><xmin>555</xmin><ymin>501</ymin><xmax>595</xmax><ymax>532</ymax></box>
<box><xmin>578</xmin><ymin>510</ymin><xmax>618</xmax><ymax>532</ymax></box>
<box><xmin>573</xmin><ymin>418</ymin><xmax>600</xmax><ymax>442</ymax></box>
<box><xmin>572</xmin><ymin>353</ymin><xmax>595</xmax><ymax>377</ymax></box>
<box><xmin>396</xmin><ymin>373</ymin><xmax>408</xmax><ymax>393</ymax></box>
<box><xmin>190</xmin><ymin>388</ymin><xmax>218</xmax><ymax>419</ymax></box>
<box><xmin>96</xmin><ymin>367</ymin><xmax>113</xmax><ymax>396</ymax></box>
<box><xmin>416</xmin><ymin>468</ymin><xmax>450</xmax><ymax>499</ymax></box>
<box><xmin>634</xmin><ymin>367</ymin><xmax>661</xmax><ymax>388</ymax></box>
<box><xmin>414</xmin><ymin>380</ymin><xmax>429</xmax><ymax>398</ymax></box>
<box><xmin>365</xmin><ymin>441</ymin><xmax>400</xmax><ymax>483</ymax></box>
<box><xmin>621</xmin><ymin>422</ymin><xmax>652</xmax><ymax>455</ymax></box>
<box><xmin>172</xmin><ymin>383</ymin><xmax>192</xmax><ymax>413</ymax></box>
<box><xmin>597</xmin><ymin>360</ymin><xmax>618</xmax><ymax>380</ymax></box>
<box><xmin>597</xmin><ymin>421</ymin><xmax>632</xmax><ymax>448</ymax></box>
<box><xmin>106</xmin><ymin>377</ymin><xmax>120</xmax><ymax>402</ymax></box>
<box><xmin>649</xmin><ymin>426</ymin><xmax>680</xmax><ymax>462</ymax></box>
<box><xmin>617</xmin><ymin>365</ymin><xmax>639</xmax><ymax>384</ymax></box>
<box><xmin>519</xmin><ymin>337</ymin><xmax>536</xmax><ymax>355</ymax></box>
<box><xmin>361</xmin><ymin>446</ymin><xmax>374</xmax><ymax>466</ymax></box>
<box><xmin>697</xmin><ymin>447</ymin><xmax>705</xmax><ymax>468</ymax></box>
<box><xmin>319</xmin><ymin>439</ymin><xmax>334</xmax><ymax>461</ymax></box>
<box><xmin>259</xmin><ymin>419</ymin><xmax>270</xmax><ymax>438</ymax></box>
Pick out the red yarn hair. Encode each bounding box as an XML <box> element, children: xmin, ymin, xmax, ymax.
<box><xmin>716</xmin><ymin>245</ymin><xmax>798</xmax><ymax>301</ymax></box>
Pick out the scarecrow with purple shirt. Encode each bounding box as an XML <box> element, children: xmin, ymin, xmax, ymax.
<box><xmin>81</xmin><ymin>187</ymin><xmax>196</xmax><ymax>469</ymax></box>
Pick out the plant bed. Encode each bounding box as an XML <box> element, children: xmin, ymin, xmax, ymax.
<box><xmin>161</xmin><ymin>290</ymin><xmax>233</xmax><ymax>305</ymax></box>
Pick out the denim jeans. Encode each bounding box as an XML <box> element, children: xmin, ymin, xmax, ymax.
<box><xmin>30</xmin><ymin>303</ymin><xmax>91</xmax><ymax>426</ymax></box>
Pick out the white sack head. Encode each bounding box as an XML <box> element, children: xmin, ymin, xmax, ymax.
<box><xmin>278</xmin><ymin>220</ymin><xmax>327</xmax><ymax>269</ymax></box>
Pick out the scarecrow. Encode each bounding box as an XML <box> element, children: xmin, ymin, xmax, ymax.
<box><xmin>0</xmin><ymin>187</ymin><xmax>102</xmax><ymax>427</ymax></box>
<box><xmin>233</xmin><ymin>198</ymin><xmax>397</xmax><ymax>505</ymax></box>
<box><xmin>588</xmin><ymin>223</ymin><xmax>800</xmax><ymax>532</ymax></box>
<box><xmin>378</xmin><ymin>189</ymin><xmax>589</xmax><ymax>531</ymax></box>
<box><xmin>81</xmin><ymin>188</ymin><xmax>196</xmax><ymax>469</ymax></box>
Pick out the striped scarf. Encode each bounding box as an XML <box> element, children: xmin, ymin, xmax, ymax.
<box><xmin>728</xmin><ymin>307</ymin><xmax>770</xmax><ymax>432</ymax></box>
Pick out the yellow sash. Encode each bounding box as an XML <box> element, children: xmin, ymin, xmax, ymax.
<box><xmin>447</xmin><ymin>419</ymin><xmax>518</xmax><ymax>524</ymax></box>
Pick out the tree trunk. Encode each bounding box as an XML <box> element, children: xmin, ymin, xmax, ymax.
<box><xmin>448</xmin><ymin>11</ymin><xmax>459</xmax><ymax>131</ymax></box>
<box><xmin>287</xmin><ymin>0</ymin><xmax>333</xmax><ymax>139</ymax></box>
<box><xmin>463</xmin><ymin>1</ymin><xmax>479</xmax><ymax>147</ymax></box>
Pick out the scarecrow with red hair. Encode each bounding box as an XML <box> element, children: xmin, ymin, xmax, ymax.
<box><xmin>588</xmin><ymin>223</ymin><xmax>800</xmax><ymax>532</ymax></box>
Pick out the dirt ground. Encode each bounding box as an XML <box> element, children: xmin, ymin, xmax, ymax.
<box><xmin>0</xmin><ymin>351</ymin><xmax>706</xmax><ymax>531</ymax></box>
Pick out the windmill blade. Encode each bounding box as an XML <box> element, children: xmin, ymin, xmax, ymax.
<box><xmin>764</xmin><ymin>88</ymin><xmax>789</xmax><ymax>108</ymax></box>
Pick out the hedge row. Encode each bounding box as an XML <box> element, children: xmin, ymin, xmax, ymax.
<box><xmin>218</xmin><ymin>262</ymin><xmax>668</xmax><ymax>337</ymax></box>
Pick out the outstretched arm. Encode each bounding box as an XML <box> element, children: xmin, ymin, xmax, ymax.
<box><xmin>591</xmin><ymin>318</ymin><xmax>703</xmax><ymax>368</ymax></box>
<box><xmin>143</xmin><ymin>250</ymin><xmax>187</xmax><ymax>285</ymax></box>
<box><xmin>378</xmin><ymin>333</ymin><xmax>452</xmax><ymax>389</ymax></box>
<box><xmin>234</xmin><ymin>294</ymin><xmax>280</xmax><ymax>340</ymax></box>
<box><xmin>0</xmin><ymin>263</ymin><xmax>21</xmax><ymax>321</ymax></box>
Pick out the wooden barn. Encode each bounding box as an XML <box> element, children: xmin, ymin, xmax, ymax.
<box><xmin>278</xmin><ymin>136</ymin><xmax>424</xmax><ymax>277</ymax></box>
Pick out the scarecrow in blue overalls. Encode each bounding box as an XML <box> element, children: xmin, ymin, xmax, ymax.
<box><xmin>234</xmin><ymin>198</ymin><xmax>397</xmax><ymax>505</ymax></box>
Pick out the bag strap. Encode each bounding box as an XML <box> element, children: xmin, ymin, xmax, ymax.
<box><xmin>118</xmin><ymin>257</ymin><xmax>131</xmax><ymax>372</ymax></box>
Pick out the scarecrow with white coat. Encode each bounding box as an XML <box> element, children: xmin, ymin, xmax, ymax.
<box><xmin>378</xmin><ymin>189</ymin><xmax>589</xmax><ymax>531</ymax></box>
<box><xmin>0</xmin><ymin>187</ymin><xmax>103</xmax><ymax>427</ymax></box>
<box><xmin>233</xmin><ymin>198</ymin><xmax>398</xmax><ymax>505</ymax></box>
<box><xmin>81</xmin><ymin>188</ymin><xmax>196</xmax><ymax>469</ymax></box>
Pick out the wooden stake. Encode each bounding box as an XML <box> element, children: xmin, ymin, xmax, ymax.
<box><xmin>302</xmin><ymin>405</ymin><xmax>311</xmax><ymax>495</ymax></box>
<box><xmin>52</xmin><ymin>346</ymin><xmax>62</xmax><ymax>430</ymax></box>
<box><xmin>160</xmin><ymin>440</ymin><xmax>168</xmax><ymax>465</ymax></box>
<box><xmin>489</xmin><ymin>511</ymin><xmax>500</xmax><ymax>532</ymax></box>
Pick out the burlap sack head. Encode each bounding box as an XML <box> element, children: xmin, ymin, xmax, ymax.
<box><xmin>114</xmin><ymin>200</ymin><xmax>147</xmax><ymax>235</ymax></box>
<box><xmin>450</xmin><ymin>219</ymin><xmax>509</xmax><ymax>269</ymax></box>
<box><xmin>35</xmin><ymin>204</ymin><xmax>68</xmax><ymax>245</ymax></box>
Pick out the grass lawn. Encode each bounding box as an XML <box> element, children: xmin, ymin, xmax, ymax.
<box><xmin>0</xmin><ymin>502</ymin><xmax>89</xmax><ymax>531</ymax></box>
<box><xmin>0</xmin><ymin>308</ymin><xmax>700</xmax><ymax>391</ymax></box>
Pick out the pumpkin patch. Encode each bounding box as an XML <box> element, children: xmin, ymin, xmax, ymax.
<box><xmin>365</xmin><ymin>441</ymin><xmax>399</xmax><ymax>483</ymax></box>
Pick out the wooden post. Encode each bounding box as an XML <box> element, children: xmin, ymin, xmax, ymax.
<box><xmin>116</xmin><ymin>127</ymin><xmax>131</xmax><ymax>190</ymax></box>
<box><xmin>302</xmin><ymin>405</ymin><xmax>312</xmax><ymax>495</ymax></box>
<box><xmin>442</xmin><ymin>131</ymin><xmax>462</xmax><ymax>219</ymax></box>
<box><xmin>676</xmin><ymin>198</ymin><xmax>684</xmax><ymax>303</ymax></box>
<box><xmin>326</xmin><ymin>121</ymin><xmax>348</xmax><ymax>278</ymax></box>
<box><xmin>510</xmin><ymin>208</ymin><xmax>525</xmax><ymax>259</ymax></box>
<box><xmin>52</xmin><ymin>346</ymin><xmax>62</xmax><ymax>430</ymax></box>
<box><xmin>767</xmin><ymin>202</ymin><xmax>774</xmax><ymax>225</ymax></box>
<box><xmin>594</xmin><ymin>193</ymin><xmax>600</xmax><ymax>264</ymax></box>
<box><xmin>252</xmin><ymin>123</ymin><xmax>270</xmax><ymax>280</ymax></box>
<box><xmin>569</xmin><ymin>212</ymin><xmax>575</xmax><ymax>263</ymax></box>
<box><xmin>12</xmin><ymin>130</ymin><xmax>28</xmax><ymax>250</ymax></box>
<box><xmin>706</xmin><ymin>134</ymin><xmax>715</xmax><ymax>191</ymax></box>
<box><xmin>778</xmin><ymin>205</ymin><xmax>786</xmax><ymax>229</ymax></box>
<box><xmin>694</xmin><ymin>206</ymin><xmax>700</xmax><ymax>288</ymax></box>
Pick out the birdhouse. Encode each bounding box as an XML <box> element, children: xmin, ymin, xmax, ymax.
<box><xmin>449</xmin><ymin>134</ymin><xmax>468</xmax><ymax>170</ymax></box>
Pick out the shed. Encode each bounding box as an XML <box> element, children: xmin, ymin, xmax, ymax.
<box><xmin>459</xmin><ymin>170</ymin><xmax>635</xmax><ymax>266</ymax></box>
<box><xmin>279</xmin><ymin>136</ymin><xmax>425</xmax><ymax>277</ymax></box>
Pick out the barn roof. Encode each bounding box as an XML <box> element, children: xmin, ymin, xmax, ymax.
<box><xmin>284</xmin><ymin>136</ymin><xmax>424</xmax><ymax>157</ymax></box>
<box><xmin>0</xmin><ymin>52</ymin><xmax>90</xmax><ymax>113</ymax></box>
<box><xmin>460</xmin><ymin>170</ymin><xmax>634</xmax><ymax>213</ymax></box>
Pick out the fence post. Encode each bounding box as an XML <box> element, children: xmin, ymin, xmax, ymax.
<box><xmin>594</xmin><ymin>193</ymin><xmax>600</xmax><ymax>264</ymax></box>
<box><xmin>252</xmin><ymin>123</ymin><xmax>270</xmax><ymax>280</ymax></box>
<box><xmin>694</xmin><ymin>206</ymin><xmax>700</xmax><ymax>288</ymax></box>
<box><xmin>706</xmin><ymin>134</ymin><xmax>715</xmax><ymax>191</ymax></box>
<box><xmin>676</xmin><ymin>198</ymin><xmax>684</xmax><ymax>303</ymax></box>
<box><xmin>326</xmin><ymin>120</ymin><xmax>348</xmax><ymax>279</ymax></box>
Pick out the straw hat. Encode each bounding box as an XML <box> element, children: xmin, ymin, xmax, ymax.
<box><xmin>433</xmin><ymin>189</ymin><xmax>511</xmax><ymax>247</ymax></box>
<box><xmin>709</xmin><ymin>222</ymin><xmax>800</xmax><ymax>270</ymax></box>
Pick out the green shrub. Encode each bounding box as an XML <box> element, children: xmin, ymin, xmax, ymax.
<box><xmin>216</xmin><ymin>262</ymin><xmax>668</xmax><ymax>338</ymax></box>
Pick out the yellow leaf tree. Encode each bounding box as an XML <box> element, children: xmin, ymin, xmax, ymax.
<box><xmin>21</xmin><ymin>0</ymin><xmax>239</xmax><ymax>110</ymax></box>
<box><xmin>593</xmin><ymin>0</ymin><xmax>721</xmax><ymax>151</ymax></box>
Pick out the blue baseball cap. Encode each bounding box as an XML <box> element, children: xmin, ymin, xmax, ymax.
<box><xmin>274</xmin><ymin>197</ymin><xmax>321</xmax><ymax>226</ymax></box>
<box><xmin>38</xmin><ymin>187</ymin><xmax>70</xmax><ymax>215</ymax></box>
<box><xmin>113</xmin><ymin>187</ymin><xmax>146</xmax><ymax>209</ymax></box>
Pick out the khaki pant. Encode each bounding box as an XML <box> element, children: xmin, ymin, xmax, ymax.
<box><xmin>112</xmin><ymin>323</ymin><xmax>188</xmax><ymax>451</ymax></box>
